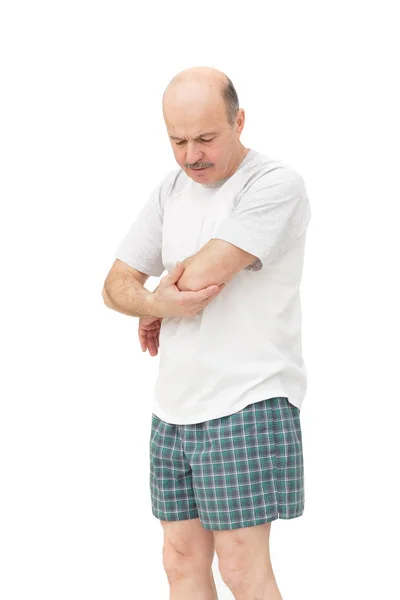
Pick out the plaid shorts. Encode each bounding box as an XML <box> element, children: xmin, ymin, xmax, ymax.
<box><xmin>149</xmin><ymin>397</ymin><xmax>305</xmax><ymax>530</ymax></box>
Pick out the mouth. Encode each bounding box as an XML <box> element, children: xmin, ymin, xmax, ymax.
<box><xmin>191</xmin><ymin>166</ymin><xmax>210</xmax><ymax>171</ymax></box>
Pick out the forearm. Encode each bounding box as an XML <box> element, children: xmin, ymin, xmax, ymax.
<box><xmin>103</xmin><ymin>274</ymin><xmax>161</xmax><ymax>318</ymax></box>
<box><xmin>175</xmin><ymin>255</ymin><xmax>198</xmax><ymax>291</ymax></box>
<box><xmin>175</xmin><ymin>244</ymin><xmax>237</xmax><ymax>291</ymax></box>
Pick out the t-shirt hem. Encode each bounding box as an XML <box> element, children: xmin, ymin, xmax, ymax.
<box><xmin>152</xmin><ymin>390</ymin><xmax>302</xmax><ymax>425</ymax></box>
<box><xmin>113</xmin><ymin>254</ymin><xmax>165</xmax><ymax>278</ymax></box>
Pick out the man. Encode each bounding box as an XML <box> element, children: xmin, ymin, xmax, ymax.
<box><xmin>103</xmin><ymin>66</ymin><xmax>311</xmax><ymax>600</ymax></box>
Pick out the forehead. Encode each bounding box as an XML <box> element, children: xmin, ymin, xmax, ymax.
<box><xmin>164</xmin><ymin>90</ymin><xmax>226</xmax><ymax>141</ymax></box>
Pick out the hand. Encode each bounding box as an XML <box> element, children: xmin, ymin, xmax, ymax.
<box><xmin>138</xmin><ymin>315</ymin><xmax>163</xmax><ymax>356</ymax></box>
<box><xmin>152</xmin><ymin>262</ymin><xmax>225</xmax><ymax>319</ymax></box>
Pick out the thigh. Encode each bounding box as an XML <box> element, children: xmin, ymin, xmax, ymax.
<box><xmin>149</xmin><ymin>414</ymin><xmax>199</xmax><ymax>522</ymax></box>
<box><xmin>183</xmin><ymin>397</ymin><xmax>304</xmax><ymax>531</ymax></box>
<box><xmin>213</xmin><ymin>520</ymin><xmax>272</xmax><ymax>566</ymax></box>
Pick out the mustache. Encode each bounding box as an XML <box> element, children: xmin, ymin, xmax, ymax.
<box><xmin>186</xmin><ymin>162</ymin><xmax>213</xmax><ymax>169</ymax></box>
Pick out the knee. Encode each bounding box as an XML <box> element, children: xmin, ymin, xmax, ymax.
<box><xmin>162</xmin><ymin>539</ymin><xmax>213</xmax><ymax>583</ymax></box>
<box><xmin>218</xmin><ymin>554</ymin><xmax>268</xmax><ymax>595</ymax></box>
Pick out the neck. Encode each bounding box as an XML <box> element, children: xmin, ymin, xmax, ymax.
<box><xmin>230</xmin><ymin>145</ymin><xmax>250</xmax><ymax>175</ymax></box>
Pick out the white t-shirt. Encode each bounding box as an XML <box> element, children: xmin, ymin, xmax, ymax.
<box><xmin>113</xmin><ymin>148</ymin><xmax>311</xmax><ymax>424</ymax></box>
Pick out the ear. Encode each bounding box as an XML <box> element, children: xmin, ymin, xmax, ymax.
<box><xmin>236</xmin><ymin>108</ymin><xmax>245</xmax><ymax>135</ymax></box>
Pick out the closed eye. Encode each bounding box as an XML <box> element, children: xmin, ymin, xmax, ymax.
<box><xmin>175</xmin><ymin>138</ymin><xmax>214</xmax><ymax>146</ymax></box>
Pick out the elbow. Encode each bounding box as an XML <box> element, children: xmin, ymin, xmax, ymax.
<box><xmin>102</xmin><ymin>284</ymin><xmax>113</xmax><ymax>308</ymax></box>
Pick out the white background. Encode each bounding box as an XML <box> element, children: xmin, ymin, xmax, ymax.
<box><xmin>1</xmin><ymin>1</ymin><xmax>399</xmax><ymax>598</ymax></box>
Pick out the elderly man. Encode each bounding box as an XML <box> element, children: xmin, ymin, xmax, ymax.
<box><xmin>103</xmin><ymin>66</ymin><xmax>311</xmax><ymax>600</ymax></box>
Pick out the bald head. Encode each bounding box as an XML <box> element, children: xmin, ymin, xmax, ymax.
<box><xmin>163</xmin><ymin>66</ymin><xmax>227</xmax><ymax>96</ymax></box>
<box><xmin>162</xmin><ymin>66</ymin><xmax>239</xmax><ymax>127</ymax></box>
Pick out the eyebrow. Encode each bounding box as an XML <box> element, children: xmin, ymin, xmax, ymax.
<box><xmin>170</xmin><ymin>132</ymin><xmax>218</xmax><ymax>141</ymax></box>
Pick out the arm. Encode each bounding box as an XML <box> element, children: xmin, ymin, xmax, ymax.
<box><xmin>103</xmin><ymin>260</ymin><xmax>161</xmax><ymax>318</ymax></box>
<box><xmin>175</xmin><ymin>240</ymin><xmax>257</xmax><ymax>291</ymax></box>
<box><xmin>175</xmin><ymin>166</ymin><xmax>311</xmax><ymax>292</ymax></box>
<box><xmin>103</xmin><ymin>259</ymin><xmax>221</xmax><ymax>320</ymax></box>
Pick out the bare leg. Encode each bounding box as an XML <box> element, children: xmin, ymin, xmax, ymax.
<box><xmin>166</xmin><ymin>568</ymin><xmax>218</xmax><ymax>600</ymax></box>
<box><xmin>263</xmin><ymin>569</ymin><xmax>283</xmax><ymax>600</ymax></box>
<box><xmin>214</xmin><ymin>522</ymin><xmax>283</xmax><ymax>600</ymax></box>
<box><xmin>161</xmin><ymin>518</ymin><xmax>218</xmax><ymax>600</ymax></box>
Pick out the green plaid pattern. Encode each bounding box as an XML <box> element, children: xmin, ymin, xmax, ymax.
<box><xmin>149</xmin><ymin>397</ymin><xmax>304</xmax><ymax>531</ymax></box>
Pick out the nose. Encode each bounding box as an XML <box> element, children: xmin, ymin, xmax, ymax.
<box><xmin>185</xmin><ymin>143</ymin><xmax>204</xmax><ymax>166</ymax></box>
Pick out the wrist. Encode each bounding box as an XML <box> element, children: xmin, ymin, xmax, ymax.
<box><xmin>146</xmin><ymin>291</ymin><xmax>165</xmax><ymax>318</ymax></box>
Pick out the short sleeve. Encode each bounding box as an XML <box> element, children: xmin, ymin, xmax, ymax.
<box><xmin>113</xmin><ymin>171</ymin><xmax>176</xmax><ymax>277</ymax></box>
<box><xmin>212</xmin><ymin>166</ymin><xmax>311</xmax><ymax>271</ymax></box>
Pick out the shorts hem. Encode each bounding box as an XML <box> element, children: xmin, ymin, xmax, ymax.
<box><xmin>152</xmin><ymin>510</ymin><xmax>200</xmax><ymax>522</ymax></box>
<box><xmin>277</xmin><ymin>511</ymin><xmax>304</xmax><ymax>521</ymax></box>
<box><xmin>200</xmin><ymin>511</ymin><xmax>304</xmax><ymax>531</ymax></box>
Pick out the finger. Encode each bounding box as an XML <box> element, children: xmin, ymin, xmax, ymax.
<box><xmin>200</xmin><ymin>284</ymin><xmax>222</xmax><ymax>299</ymax></box>
<box><xmin>203</xmin><ymin>284</ymin><xmax>225</xmax><ymax>302</ymax></box>
<box><xmin>199</xmin><ymin>288</ymin><xmax>223</xmax><ymax>310</ymax></box>
<box><xmin>138</xmin><ymin>327</ymin><xmax>143</xmax><ymax>350</ymax></box>
<box><xmin>138</xmin><ymin>329</ymin><xmax>148</xmax><ymax>352</ymax></box>
<box><xmin>148</xmin><ymin>331</ymin><xmax>158</xmax><ymax>356</ymax></box>
<box><xmin>153</xmin><ymin>330</ymin><xmax>160</xmax><ymax>354</ymax></box>
<box><xmin>180</xmin><ymin>286</ymin><xmax>220</xmax><ymax>305</ymax></box>
<box><xmin>212</xmin><ymin>283</ymin><xmax>225</xmax><ymax>295</ymax></box>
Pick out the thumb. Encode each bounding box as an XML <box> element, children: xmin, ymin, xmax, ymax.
<box><xmin>168</xmin><ymin>261</ymin><xmax>185</xmax><ymax>282</ymax></box>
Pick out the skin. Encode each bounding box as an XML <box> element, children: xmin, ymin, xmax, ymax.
<box><xmin>162</xmin><ymin>65</ymin><xmax>250</xmax><ymax>185</ymax></box>
<box><xmin>140</xmin><ymin>66</ymin><xmax>250</xmax><ymax>355</ymax></box>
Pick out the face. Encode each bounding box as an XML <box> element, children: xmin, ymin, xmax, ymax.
<box><xmin>163</xmin><ymin>82</ymin><xmax>245</xmax><ymax>184</ymax></box>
